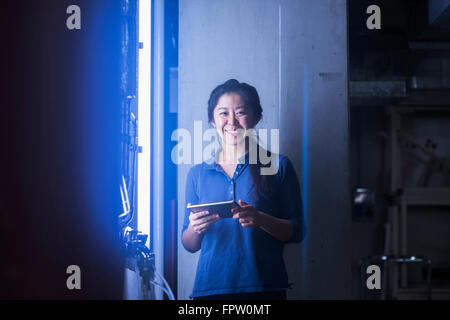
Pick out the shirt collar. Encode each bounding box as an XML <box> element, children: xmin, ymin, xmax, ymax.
<box><xmin>204</xmin><ymin>144</ymin><xmax>255</xmax><ymax>170</ymax></box>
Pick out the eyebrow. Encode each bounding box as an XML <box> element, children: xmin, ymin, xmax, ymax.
<box><xmin>217</xmin><ymin>106</ymin><xmax>247</xmax><ymax>110</ymax></box>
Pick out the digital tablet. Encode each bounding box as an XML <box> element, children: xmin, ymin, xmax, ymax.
<box><xmin>187</xmin><ymin>200</ymin><xmax>240</xmax><ymax>218</ymax></box>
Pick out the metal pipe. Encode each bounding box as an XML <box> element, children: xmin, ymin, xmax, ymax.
<box><xmin>153</xmin><ymin>0</ymin><xmax>165</xmax><ymax>300</ymax></box>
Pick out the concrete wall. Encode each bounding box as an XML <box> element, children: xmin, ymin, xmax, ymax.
<box><xmin>178</xmin><ymin>0</ymin><xmax>351</xmax><ymax>299</ymax></box>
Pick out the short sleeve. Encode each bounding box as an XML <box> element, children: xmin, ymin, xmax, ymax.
<box><xmin>181</xmin><ymin>166</ymin><xmax>199</xmax><ymax>252</ymax></box>
<box><xmin>278</xmin><ymin>156</ymin><xmax>306</xmax><ymax>243</ymax></box>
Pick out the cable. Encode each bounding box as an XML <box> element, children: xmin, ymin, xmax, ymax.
<box><xmin>155</xmin><ymin>270</ymin><xmax>175</xmax><ymax>300</ymax></box>
<box><xmin>150</xmin><ymin>281</ymin><xmax>173</xmax><ymax>300</ymax></box>
<box><xmin>155</xmin><ymin>270</ymin><xmax>173</xmax><ymax>299</ymax></box>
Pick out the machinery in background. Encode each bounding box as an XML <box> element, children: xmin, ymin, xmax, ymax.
<box><xmin>116</xmin><ymin>0</ymin><xmax>174</xmax><ymax>300</ymax></box>
<box><xmin>119</xmin><ymin>175</ymin><xmax>175</xmax><ymax>300</ymax></box>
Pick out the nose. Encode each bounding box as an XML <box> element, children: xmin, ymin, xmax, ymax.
<box><xmin>228</xmin><ymin>112</ymin><xmax>239</xmax><ymax>126</ymax></box>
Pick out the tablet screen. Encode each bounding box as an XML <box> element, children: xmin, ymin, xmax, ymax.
<box><xmin>187</xmin><ymin>200</ymin><xmax>239</xmax><ymax>218</ymax></box>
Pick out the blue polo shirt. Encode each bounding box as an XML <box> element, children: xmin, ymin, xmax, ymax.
<box><xmin>182</xmin><ymin>152</ymin><xmax>306</xmax><ymax>298</ymax></box>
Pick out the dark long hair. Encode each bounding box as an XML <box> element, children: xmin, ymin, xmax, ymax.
<box><xmin>207</xmin><ymin>79</ymin><xmax>274</xmax><ymax>199</ymax></box>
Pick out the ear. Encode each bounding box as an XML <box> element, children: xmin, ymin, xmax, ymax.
<box><xmin>210</xmin><ymin>120</ymin><xmax>216</xmax><ymax>128</ymax></box>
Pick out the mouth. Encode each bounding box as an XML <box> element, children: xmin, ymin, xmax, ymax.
<box><xmin>224</xmin><ymin>128</ymin><xmax>243</xmax><ymax>138</ymax></box>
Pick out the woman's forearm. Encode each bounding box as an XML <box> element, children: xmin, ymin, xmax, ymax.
<box><xmin>258</xmin><ymin>212</ymin><xmax>294</xmax><ymax>242</ymax></box>
<box><xmin>182</xmin><ymin>224</ymin><xmax>203</xmax><ymax>252</ymax></box>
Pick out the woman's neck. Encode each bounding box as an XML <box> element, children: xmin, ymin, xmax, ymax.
<box><xmin>218</xmin><ymin>142</ymin><xmax>247</xmax><ymax>165</ymax></box>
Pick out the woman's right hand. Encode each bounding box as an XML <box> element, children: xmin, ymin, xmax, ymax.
<box><xmin>188</xmin><ymin>203</ymin><xmax>220</xmax><ymax>235</ymax></box>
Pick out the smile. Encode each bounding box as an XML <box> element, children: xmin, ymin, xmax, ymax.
<box><xmin>225</xmin><ymin>129</ymin><xmax>242</xmax><ymax>137</ymax></box>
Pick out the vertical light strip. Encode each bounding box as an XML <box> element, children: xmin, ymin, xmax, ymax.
<box><xmin>138</xmin><ymin>0</ymin><xmax>152</xmax><ymax>247</ymax></box>
<box><xmin>278</xmin><ymin>3</ymin><xmax>282</xmax><ymax>128</ymax></box>
<box><xmin>153</xmin><ymin>0</ymin><xmax>165</xmax><ymax>300</ymax></box>
<box><xmin>301</xmin><ymin>64</ymin><xmax>309</xmax><ymax>296</ymax></box>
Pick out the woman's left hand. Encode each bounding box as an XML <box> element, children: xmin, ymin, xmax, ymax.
<box><xmin>232</xmin><ymin>200</ymin><xmax>264</xmax><ymax>228</ymax></box>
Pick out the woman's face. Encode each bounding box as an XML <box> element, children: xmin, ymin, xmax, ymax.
<box><xmin>211</xmin><ymin>93</ymin><xmax>259</xmax><ymax>147</ymax></box>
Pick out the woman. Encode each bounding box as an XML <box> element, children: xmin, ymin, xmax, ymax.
<box><xmin>181</xmin><ymin>79</ymin><xmax>306</xmax><ymax>300</ymax></box>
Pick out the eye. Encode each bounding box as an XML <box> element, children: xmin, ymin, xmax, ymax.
<box><xmin>236</xmin><ymin>107</ymin><xmax>247</xmax><ymax>116</ymax></box>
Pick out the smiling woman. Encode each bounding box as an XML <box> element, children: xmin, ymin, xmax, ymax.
<box><xmin>212</xmin><ymin>93</ymin><xmax>257</xmax><ymax>150</ymax></box>
<box><xmin>181</xmin><ymin>79</ymin><xmax>306</xmax><ymax>300</ymax></box>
